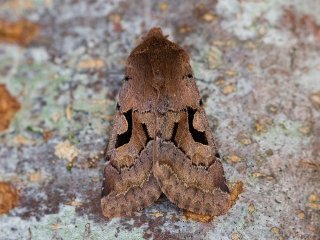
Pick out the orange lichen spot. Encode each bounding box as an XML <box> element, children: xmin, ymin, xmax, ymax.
<box><xmin>149</xmin><ymin>211</ymin><xmax>164</xmax><ymax>217</ymax></box>
<box><xmin>224</xmin><ymin>154</ymin><xmax>242</xmax><ymax>164</ymax></box>
<box><xmin>0</xmin><ymin>182</ymin><xmax>19</xmax><ymax>215</ymax></box>
<box><xmin>223</xmin><ymin>83</ymin><xmax>237</xmax><ymax>95</ymax></box>
<box><xmin>0</xmin><ymin>18</ymin><xmax>39</xmax><ymax>46</ymax></box>
<box><xmin>54</xmin><ymin>140</ymin><xmax>79</xmax><ymax>162</ymax></box>
<box><xmin>0</xmin><ymin>84</ymin><xmax>20</xmax><ymax>132</ymax></box>
<box><xmin>307</xmin><ymin>194</ymin><xmax>320</xmax><ymax>210</ymax></box>
<box><xmin>248</xmin><ymin>203</ymin><xmax>256</xmax><ymax>213</ymax></box>
<box><xmin>230</xmin><ymin>181</ymin><xmax>244</xmax><ymax>206</ymax></box>
<box><xmin>231</xmin><ymin>232</ymin><xmax>242</xmax><ymax>240</ymax></box>
<box><xmin>43</xmin><ymin>130</ymin><xmax>53</xmax><ymax>142</ymax></box>
<box><xmin>297</xmin><ymin>210</ymin><xmax>305</xmax><ymax>219</ymax></box>
<box><xmin>77</xmin><ymin>59</ymin><xmax>105</xmax><ymax>70</ymax></box>
<box><xmin>183</xmin><ymin>210</ymin><xmax>214</xmax><ymax>223</ymax></box>
<box><xmin>202</xmin><ymin>12</ymin><xmax>217</xmax><ymax>22</ymax></box>
<box><xmin>254</xmin><ymin>118</ymin><xmax>272</xmax><ymax>134</ymax></box>
<box><xmin>159</xmin><ymin>2</ymin><xmax>169</xmax><ymax>12</ymax></box>
<box><xmin>282</xmin><ymin>8</ymin><xmax>320</xmax><ymax>42</ymax></box>
<box><xmin>65</xmin><ymin>200</ymin><xmax>83</xmax><ymax>207</ymax></box>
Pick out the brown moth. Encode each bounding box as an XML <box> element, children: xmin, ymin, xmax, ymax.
<box><xmin>101</xmin><ymin>28</ymin><xmax>231</xmax><ymax>218</ymax></box>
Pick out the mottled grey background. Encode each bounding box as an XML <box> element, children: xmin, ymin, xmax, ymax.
<box><xmin>0</xmin><ymin>0</ymin><xmax>319</xmax><ymax>239</ymax></box>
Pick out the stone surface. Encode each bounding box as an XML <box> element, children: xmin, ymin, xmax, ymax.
<box><xmin>0</xmin><ymin>0</ymin><xmax>319</xmax><ymax>239</ymax></box>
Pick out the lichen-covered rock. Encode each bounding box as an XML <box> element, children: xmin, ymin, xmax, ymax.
<box><xmin>0</xmin><ymin>0</ymin><xmax>319</xmax><ymax>239</ymax></box>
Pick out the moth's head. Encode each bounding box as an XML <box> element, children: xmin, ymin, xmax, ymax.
<box><xmin>125</xmin><ymin>28</ymin><xmax>192</xmax><ymax>94</ymax></box>
<box><xmin>119</xmin><ymin>28</ymin><xmax>200</xmax><ymax>112</ymax></box>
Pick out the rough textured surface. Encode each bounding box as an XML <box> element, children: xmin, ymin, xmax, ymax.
<box><xmin>0</xmin><ymin>0</ymin><xmax>319</xmax><ymax>239</ymax></box>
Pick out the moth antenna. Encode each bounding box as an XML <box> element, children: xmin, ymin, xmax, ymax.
<box><xmin>194</xmin><ymin>77</ymin><xmax>206</xmax><ymax>83</ymax></box>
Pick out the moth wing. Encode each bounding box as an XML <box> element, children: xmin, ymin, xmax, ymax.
<box><xmin>153</xmin><ymin>106</ymin><xmax>231</xmax><ymax>216</ymax></box>
<box><xmin>101</xmin><ymin>108</ymin><xmax>161</xmax><ymax>218</ymax></box>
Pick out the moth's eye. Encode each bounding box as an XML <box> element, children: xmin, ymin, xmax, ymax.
<box><xmin>186</xmin><ymin>73</ymin><xmax>193</xmax><ymax>79</ymax></box>
<box><xmin>124</xmin><ymin>76</ymin><xmax>131</xmax><ymax>81</ymax></box>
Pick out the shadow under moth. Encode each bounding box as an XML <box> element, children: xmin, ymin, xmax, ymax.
<box><xmin>101</xmin><ymin>28</ymin><xmax>232</xmax><ymax>218</ymax></box>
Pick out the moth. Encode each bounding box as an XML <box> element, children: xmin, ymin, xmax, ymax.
<box><xmin>101</xmin><ymin>28</ymin><xmax>231</xmax><ymax>218</ymax></box>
